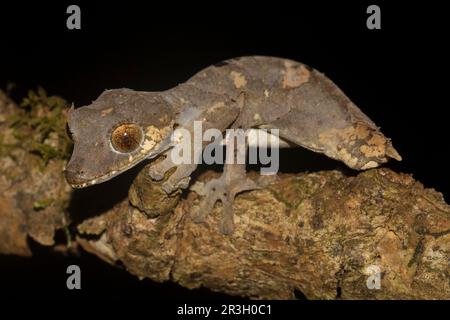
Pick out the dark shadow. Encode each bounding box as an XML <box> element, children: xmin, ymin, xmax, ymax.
<box><xmin>0</xmin><ymin>236</ymin><xmax>244</xmax><ymax>300</ymax></box>
<box><xmin>67</xmin><ymin>160</ymin><xmax>149</xmax><ymax>226</ymax></box>
<box><xmin>294</xmin><ymin>288</ymin><xmax>308</xmax><ymax>300</ymax></box>
<box><xmin>247</xmin><ymin>146</ymin><xmax>353</xmax><ymax>176</ymax></box>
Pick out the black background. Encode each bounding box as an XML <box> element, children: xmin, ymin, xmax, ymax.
<box><xmin>0</xmin><ymin>0</ymin><xmax>448</xmax><ymax>304</ymax></box>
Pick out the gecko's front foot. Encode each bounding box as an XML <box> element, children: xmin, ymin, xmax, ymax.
<box><xmin>190</xmin><ymin>168</ymin><xmax>259</xmax><ymax>234</ymax></box>
<box><xmin>148</xmin><ymin>152</ymin><xmax>197</xmax><ymax>194</ymax></box>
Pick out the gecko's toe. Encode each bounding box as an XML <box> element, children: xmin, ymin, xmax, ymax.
<box><xmin>148</xmin><ymin>166</ymin><xmax>165</xmax><ymax>181</ymax></box>
<box><xmin>219</xmin><ymin>217</ymin><xmax>235</xmax><ymax>235</ymax></box>
<box><xmin>190</xmin><ymin>180</ymin><xmax>221</xmax><ymax>223</ymax></box>
<box><xmin>148</xmin><ymin>154</ymin><xmax>179</xmax><ymax>181</ymax></box>
<box><xmin>219</xmin><ymin>201</ymin><xmax>235</xmax><ymax>235</ymax></box>
<box><xmin>162</xmin><ymin>176</ymin><xmax>190</xmax><ymax>194</ymax></box>
<box><xmin>190</xmin><ymin>175</ymin><xmax>259</xmax><ymax>234</ymax></box>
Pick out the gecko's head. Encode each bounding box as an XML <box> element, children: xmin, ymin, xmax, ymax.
<box><xmin>65</xmin><ymin>89</ymin><xmax>175</xmax><ymax>188</ymax></box>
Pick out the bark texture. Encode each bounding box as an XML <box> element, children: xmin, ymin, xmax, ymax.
<box><xmin>0</xmin><ymin>90</ymin><xmax>449</xmax><ymax>299</ymax></box>
<box><xmin>78</xmin><ymin>168</ymin><xmax>450</xmax><ymax>299</ymax></box>
<box><xmin>0</xmin><ymin>90</ymin><xmax>70</xmax><ymax>255</ymax></box>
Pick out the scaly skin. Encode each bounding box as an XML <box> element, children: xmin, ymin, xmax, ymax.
<box><xmin>65</xmin><ymin>56</ymin><xmax>401</xmax><ymax>233</ymax></box>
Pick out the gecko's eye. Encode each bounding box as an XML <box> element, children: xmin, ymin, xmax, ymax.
<box><xmin>111</xmin><ymin>123</ymin><xmax>143</xmax><ymax>153</ymax></box>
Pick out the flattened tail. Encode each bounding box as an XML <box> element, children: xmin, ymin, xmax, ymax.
<box><xmin>386</xmin><ymin>143</ymin><xmax>402</xmax><ymax>161</ymax></box>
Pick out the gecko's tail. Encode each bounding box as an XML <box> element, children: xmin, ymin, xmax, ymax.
<box><xmin>386</xmin><ymin>143</ymin><xmax>402</xmax><ymax>161</ymax></box>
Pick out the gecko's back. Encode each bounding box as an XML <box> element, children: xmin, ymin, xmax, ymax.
<box><xmin>176</xmin><ymin>56</ymin><xmax>400</xmax><ymax>170</ymax></box>
<box><xmin>65</xmin><ymin>56</ymin><xmax>401</xmax><ymax>234</ymax></box>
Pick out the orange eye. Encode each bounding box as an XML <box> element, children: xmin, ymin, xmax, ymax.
<box><xmin>111</xmin><ymin>124</ymin><xmax>143</xmax><ymax>153</ymax></box>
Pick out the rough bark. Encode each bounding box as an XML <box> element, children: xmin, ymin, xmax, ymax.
<box><xmin>0</xmin><ymin>90</ymin><xmax>70</xmax><ymax>255</ymax></box>
<box><xmin>77</xmin><ymin>168</ymin><xmax>450</xmax><ymax>299</ymax></box>
<box><xmin>0</xmin><ymin>90</ymin><xmax>449</xmax><ymax>299</ymax></box>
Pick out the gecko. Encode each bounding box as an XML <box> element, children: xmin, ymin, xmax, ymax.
<box><xmin>65</xmin><ymin>56</ymin><xmax>401</xmax><ymax>234</ymax></box>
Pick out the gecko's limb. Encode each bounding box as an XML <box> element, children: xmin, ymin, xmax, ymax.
<box><xmin>148</xmin><ymin>113</ymin><xmax>202</xmax><ymax>194</ymax></box>
<box><xmin>190</xmin><ymin>163</ymin><xmax>259</xmax><ymax>234</ymax></box>
<box><xmin>162</xmin><ymin>163</ymin><xmax>197</xmax><ymax>194</ymax></box>
<box><xmin>148</xmin><ymin>152</ymin><xmax>197</xmax><ymax>193</ymax></box>
<box><xmin>148</xmin><ymin>153</ymin><xmax>177</xmax><ymax>181</ymax></box>
<box><xmin>149</xmin><ymin>98</ymin><xmax>240</xmax><ymax>195</ymax></box>
<box><xmin>190</xmin><ymin>131</ymin><xmax>259</xmax><ymax>234</ymax></box>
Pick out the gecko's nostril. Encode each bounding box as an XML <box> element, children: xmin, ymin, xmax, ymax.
<box><xmin>64</xmin><ymin>167</ymin><xmax>87</xmax><ymax>185</ymax></box>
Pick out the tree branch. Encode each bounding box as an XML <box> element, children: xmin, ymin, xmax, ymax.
<box><xmin>0</xmin><ymin>90</ymin><xmax>449</xmax><ymax>299</ymax></box>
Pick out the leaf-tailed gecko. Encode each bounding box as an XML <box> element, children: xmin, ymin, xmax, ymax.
<box><xmin>65</xmin><ymin>56</ymin><xmax>401</xmax><ymax>234</ymax></box>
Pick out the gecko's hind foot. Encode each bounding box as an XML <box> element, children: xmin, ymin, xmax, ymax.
<box><xmin>190</xmin><ymin>174</ymin><xmax>259</xmax><ymax>234</ymax></box>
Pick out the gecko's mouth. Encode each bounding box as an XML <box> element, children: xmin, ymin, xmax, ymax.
<box><xmin>65</xmin><ymin>152</ymin><xmax>149</xmax><ymax>189</ymax></box>
<box><xmin>67</xmin><ymin>168</ymin><xmax>126</xmax><ymax>189</ymax></box>
<box><xmin>65</xmin><ymin>138</ymin><xmax>174</xmax><ymax>189</ymax></box>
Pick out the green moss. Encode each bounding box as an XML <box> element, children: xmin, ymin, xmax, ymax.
<box><xmin>2</xmin><ymin>87</ymin><xmax>73</xmax><ymax>166</ymax></box>
<box><xmin>64</xmin><ymin>226</ymin><xmax>72</xmax><ymax>248</ymax></box>
<box><xmin>33</xmin><ymin>197</ymin><xmax>55</xmax><ymax>210</ymax></box>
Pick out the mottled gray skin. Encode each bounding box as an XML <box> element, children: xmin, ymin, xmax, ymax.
<box><xmin>65</xmin><ymin>56</ymin><xmax>401</xmax><ymax>233</ymax></box>
<box><xmin>65</xmin><ymin>89</ymin><xmax>177</xmax><ymax>187</ymax></box>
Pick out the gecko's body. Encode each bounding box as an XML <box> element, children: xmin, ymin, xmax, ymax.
<box><xmin>65</xmin><ymin>56</ymin><xmax>401</xmax><ymax>233</ymax></box>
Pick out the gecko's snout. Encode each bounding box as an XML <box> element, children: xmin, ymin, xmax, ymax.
<box><xmin>64</xmin><ymin>152</ymin><xmax>126</xmax><ymax>188</ymax></box>
<box><xmin>64</xmin><ymin>155</ymin><xmax>97</xmax><ymax>188</ymax></box>
<box><xmin>64</xmin><ymin>167</ymin><xmax>89</xmax><ymax>188</ymax></box>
